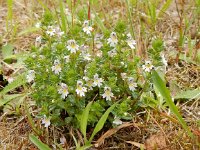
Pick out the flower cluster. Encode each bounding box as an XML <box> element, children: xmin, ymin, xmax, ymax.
<box><xmin>26</xmin><ymin>17</ymin><xmax>164</xmax><ymax>128</ymax></box>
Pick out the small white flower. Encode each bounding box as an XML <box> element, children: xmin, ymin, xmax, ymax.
<box><xmin>108</xmin><ymin>49</ymin><xmax>117</xmax><ymax>57</ymax></box>
<box><xmin>102</xmin><ymin>86</ymin><xmax>114</xmax><ymax>101</ymax></box>
<box><xmin>126</xmin><ymin>39</ymin><xmax>136</xmax><ymax>49</ymax></box>
<box><xmin>107</xmin><ymin>32</ymin><xmax>118</xmax><ymax>47</ymax></box>
<box><xmin>65</xmin><ymin>8</ymin><xmax>71</xmax><ymax>15</ymax></box>
<box><xmin>121</xmin><ymin>73</ymin><xmax>127</xmax><ymax>80</ymax></box>
<box><xmin>161</xmin><ymin>54</ymin><xmax>167</xmax><ymax>66</ymax></box>
<box><xmin>95</xmin><ymin>41</ymin><xmax>103</xmax><ymax>49</ymax></box>
<box><xmin>58</xmin><ymin>31</ymin><xmax>64</xmax><ymax>37</ymax></box>
<box><xmin>27</xmin><ymin>70</ymin><xmax>35</xmax><ymax>83</ymax></box>
<box><xmin>83</xmin><ymin>20</ymin><xmax>93</xmax><ymax>35</ymax></box>
<box><xmin>82</xmin><ymin>53</ymin><xmax>91</xmax><ymax>61</ymax></box>
<box><xmin>35</xmin><ymin>36</ymin><xmax>42</xmax><ymax>46</ymax></box>
<box><xmin>58</xmin><ymin>83</ymin><xmax>69</xmax><ymax>99</ymax></box>
<box><xmin>84</xmin><ymin>77</ymin><xmax>94</xmax><ymax>90</ymax></box>
<box><xmin>35</xmin><ymin>22</ymin><xmax>41</xmax><ymax>28</ymax></box>
<box><xmin>93</xmin><ymin>73</ymin><xmax>103</xmax><ymax>87</ymax></box>
<box><xmin>67</xmin><ymin>40</ymin><xmax>79</xmax><ymax>53</ymax></box>
<box><xmin>41</xmin><ymin>115</ymin><xmax>51</xmax><ymax>128</ymax></box>
<box><xmin>142</xmin><ymin>60</ymin><xmax>154</xmax><ymax>72</ymax></box>
<box><xmin>64</xmin><ymin>55</ymin><xmax>70</xmax><ymax>63</ymax></box>
<box><xmin>76</xmin><ymin>81</ymin><xmax>87</xmax><ymax>97</ymax></box>
<box><xmin>113</xmin><ymin>117</ymin><xmax>122</xmax><ymax>125</ymax></box>
<box><xmin>127</xmin><ymin>33</ymin><xmax>132</xmax><ymax>39</ymax></box>
<box><xmin>46</xmin><ymin>26</ymin><xmax>56</xmax><ymax>36</ymax></box>
<box><xmin>51</xmin><ymin>59</ymin><xmax>62</xmax><ymax>75</ymax></box>
<box><xmin>127</xmin><ymin>77</ymin><xmax>137</xmax><ymax>91</ymax></box>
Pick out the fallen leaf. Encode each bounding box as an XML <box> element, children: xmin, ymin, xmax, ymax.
<box><xmin>145</xmin><ymin>133</ymin><xmax>169</xmax><ymax>150</ymax></box>
<box><xmin>126</xmin><ymin>141</ymin><xmax>146</xmax><ymax>149</ymax></box>
<box><xmin>94</xmin><ymin>122</ymin><xmax>134</xmax><ymax>147</ymax></box>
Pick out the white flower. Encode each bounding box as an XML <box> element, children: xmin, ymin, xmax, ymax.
<box><xmin>121</xmin><ymin>73</ymin><xmax>127</xmax><ymax>80</ymax></box>
<box><xmin>83</xmin><ymin>20</ymin><xmax>93</xmax><ymax>35</ymax></box>
<box><xmin>76</xmin><ymin>81</ymin><xmax>87</xmax><ymax>97</ymax></box>
<box><xmin>161</xmin><ymin>54</ymin><xmax>167</xmax><ymax>66</ymax></box>
<box><xmin>127</xmin><ymin>33</ymin><xmax>132</xmax><ymax>39</ymax></box>
<box><xmin>36</xmin><ymin>36</ymin><xmax>42</xmax><ymax>42</ymax></box>
<box><xmin>102</xmin><ymin>86</ymin><xmax>114</xmax><ymax>101</ymax></box>
<box><xmin>95</xmin><ymin>41</ymin><xmax>103</xmax><ymax>49</ymax></box>
<box><xmin>127</xmin><ymin>77</ymin><xmax>137</xmax><ymax>91</ymax></box>
<box><xmin>51</xmin><ymin>59</ymin><xmax>62</xmax><ymax>75</ymax></box>
<box><xmin>58</xmin><ymin>83</ymin><xmax>69</xmax><ymax>99</ymax></box>
<box><xmin>35</xmin><ymin>36</ymin><xmax>42</xmax><ymax>45</ymax></box>
<box><xmin>113</xmin><ymin>117</ymin><xmax>123</xmax><ymax>125</ymax></box>
<box><xmin>84</xmin><ymin>77</ymin><xmax>93</xmax><ymax>90</ymax></box>
<box><xmin>82</xmin><ymin>53</ymin><xmax>91</xmax><ymax>61</ymax></box>
<box><xmin>108</xmin><ymin>49</ymin><xmax>117</xmax><ymax>57</ymax></box>
<box><xmin>35</xmin><ymin>22</ymin><xmax>41</xmax><ymax>28</ymax></box>
<box><xmin>58</xmin><ymin>31</ymin><xmax>64</xmax><ymax>37</ymax></box>
<box><xmin>126</xmin><ymin>33</ymin><xmax>136</xmax><ymax>49</ymax></box>
<box><xmin>27</xmin><ymin>70</ymin><xmax>35</xmax><ymax>83</ymax></box>
<box><xmin>67</xmin><ymin>40</ymin><xmax>79</xmax><ymax>53</ymax></box>
<box><xmin>64</xmin><ymin>55</ymin><xmax>70</xmax><ymax>63</ymax></box>
<box><xmin>142</xmin><ymin>60</ymin><xmax>154</xmax><ymax>72</ymax></box>
<box><xmin>46</xmin><ymin>26</ymin><xmax>56</xmax><ymax>36</ymax></box>
<box><xmin>41</xmin><ymin>115</ymin><xmax>51</xmax><ymax>128</ymax></box>
<box><xmin>107</xmin><ymin>32</ymin><xmax>118</xmax><ymax>47</ymax></box>
<box><xmin>93</xmin><ymin>73</ymin><xmax>103</xmax><ymax>87</ymax></box>
<box><xmin>127</xmin><ymin>39</ymin><xmax>136</xmax><ymax>49</ymax></box>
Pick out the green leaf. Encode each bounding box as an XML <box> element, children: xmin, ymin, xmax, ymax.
<box><xmin>158</xmin><ymin>0</ymin><xmax>173</xmax><ymax>17</ymax></box>
<box><xmin>29</xmin><ymin>134</ymin><xmax>51</xmax><ymax>150</ymax></box>
<box><xmin>89</xmin><ymin>102</ymin><xmax>117</xmax><ymax>142</ymax></box>
<box><xmin>18</xmin><ymin>27</ymin><xmax>40</xmax><ymax>36</ymax></box>
<box><xmin>0</xmin><ymin>73</ymin><xmax>26</xmax><ymax>95</ymax></box>
<box><xmin>80</xmin><ymin>101</ymin><xmax>93</xmax><ymax>142</ymax></box>
<box><xmin>152</xmin><ymin>70</ymin><xmax>193</xmax><ymax>137</ymax></box>
<box><xmin>174</xmin><ymin>89</ymin><xmax>200</xmax><ymax>99</ymax></box>
<box><xmin>0</xmin><ymin>94</ymin><xmax>23</xmax><ymax>106</ymax></box>
<box><xmin>59</xmin><ymin>0</ymin><xmax>67</xmax><ymax>33</ymax></box>
<box><xmin>2</xmin><ymin>43</ymin><xmax>14</xmax><ymax>59</ymax></box>
<box><xmin>93</xmin><ymin>10</ymin><xmax>108</xmax><ymax>34</ymax></box>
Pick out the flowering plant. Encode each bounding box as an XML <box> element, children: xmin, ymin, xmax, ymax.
<box><xmin>25</xmin><ymin>12</ymin><xmax>166</xmax><ymax>128</ymax></box>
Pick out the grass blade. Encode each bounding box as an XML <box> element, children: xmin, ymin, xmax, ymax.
<box><xmin>0</xmin><ymin>73</ymin><xmax>26</xmax><ymax>95</ymax></box>
<box><xmin>6</xmin><ymin>0</ymin><xmax>13</xmax><ymax>31</ymax></box>
<box><xmin>158</xmin><ymin>0</ymin><xmax>173</xmax><ymax>17</ymax></box>
<box><xmin>29</xmin><ymin>134</ymin><xmax>51</xmax><ymax>150</ymax></box>
<box><xmin>152</xmin><ymin>70</ymin><xmax>193</xmax><ymax>137</ymax></box>
<box><xmin>59</xmin><ymin>0</ymin><xmax>67</xmax><ymax>33</ymax></box>
<box><xmin>89</xmin><ymin>102</ymin><xmax>117</xmax><ymax>142</ymax></box>
<box><xmin>80</xmin><ymin>101</ymin><xmax>93</xmax><ymax>142</ymax></box>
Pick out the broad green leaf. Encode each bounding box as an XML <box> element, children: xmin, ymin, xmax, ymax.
<box><xmin>89</xmin><ymin>102</ymin><xmax>117</xmax><ymax>142</ymax></box>
<box><xmin>174</xmin><ymin>89</ymin><xmax>200</xmax><ymax>99</ymax></box>
<box><xmin>0</xmin><ymin>94</ymin><xmax>23</xmax><ymax>106</ymax></box>
<box><xmin>152</xmin><ymin>70</ymin><xmax>193</xmax><ymax>137</ymax></box>
<box><xmin>29</xmin><ymin>134</ymin><xmax>51</xmax><ymax>150</ymax></box>
<box><xmin>2</xmin><ymin>43</ymin><xmax>14</xmax><ymax>59</ymax></box>
<box><xmin>0</xmin><ymin>73</ymin><xmax>26</xmax><ymax>95</ymax></box>
<box><xmin>78</xmin><ymin>144</ymin><xmax>92</xmax><ymax>150</ymax></box>
<box><xmin>80</xmin><ymin>101</ymin><xmax>93</xmax><ymax>142</ymax></box>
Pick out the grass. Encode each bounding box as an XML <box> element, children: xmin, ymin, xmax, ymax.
<box><xmin>0</xmin><ymin>0</ymin><xmax>200</xmax><ymax>149</ymax></box>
